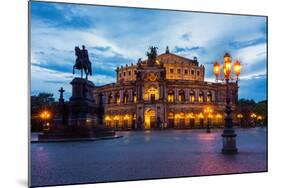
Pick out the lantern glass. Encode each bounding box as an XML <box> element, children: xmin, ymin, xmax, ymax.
<box><xmin>234</xmin><ymin>60</ymin><xmax>241</xmax><ymax>77</ymax></box>
<box><xmin>214</xmin><ymin>62</ymin><xmax>220</xmax><ymax>78</ymax></box>
<box><xmin>223</xmin><ymin>61</ymin><xmax>231</xmax><ymax>78</ymax></box>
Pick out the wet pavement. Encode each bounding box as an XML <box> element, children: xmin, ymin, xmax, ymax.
<box><xmin>30</xmin><ymin>128</ymin><xmax>267</xmax><ymax>187</ymax></box>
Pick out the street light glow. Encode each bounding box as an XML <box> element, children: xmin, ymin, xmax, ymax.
<box><xmin>40</xmin><ymin>111</ymin><xmax>51</xmax><ymax>120</ymax></box>
<box><xmin>214</xmin><ymin>62</ymin><xmax>221</xmax><ymax>80</ymax></box>
<box><xmin>251</xmin><ymin>113</ymin><xmax>257</xmax><ymax>119</ymax></box>
<box><xmin>233</xmin><ymin>60</ymin><xmax>241</xmax><ymax>77</ymax></box>
<box><xmin>237</xmin><ymin>114</ymin><xmax>243</xmax><ymax>119</ymax></box>
<box><xmin>223</xmin><ymin>53</ymin><xmax>232</xmax><ymax>78</ymax></box>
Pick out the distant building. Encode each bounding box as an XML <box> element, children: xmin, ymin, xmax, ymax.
<box><xmin>91</xmin><ymin>47</ymin><xmax>239</xmax><ymax>129</ymax></box>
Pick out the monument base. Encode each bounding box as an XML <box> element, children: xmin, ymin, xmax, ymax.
<box><xmin>39</xmin><ymin>77</ymin><xmax>110</xmax><ymax>141</ymax></box>
<box><xmin>221</xmin><ymin>128</ymin><xmax>238</xmax><ymax>154</ymax></box>
<box><xmin>38</xmin><ymin>126</ymin><xmax>115</xmax><ymax>140</ymax></box>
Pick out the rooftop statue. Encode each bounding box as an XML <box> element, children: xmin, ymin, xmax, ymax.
<box><xmin>146</xmin><ymin>46</ymin><xmax>158</xmax><ymax>66</ymax></box>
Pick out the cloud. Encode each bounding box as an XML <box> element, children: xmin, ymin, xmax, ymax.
<box><xmin>181</xmin><ymin>32</ymin><xmax>192</xmax><ymax>41</ymax></box>
<box><xmin>229</xmin><ymin>36</ymin><xmax>266</xmax><ymax>49</ymax></box>
<box><xmin>173</xmin><ymin>46</ymin><xmax>203</xmax><ymax>53</ymax></box>
<box><xmin>30</xmin><ymin>1</ymin><xmax>267</xmax><ymax>102</ymax></box>
<box><xmin>233</xmin><ymin>43</ymin><xmax>266</xmax><ymax>66</ymax></box>
<box><xmin>31</xmin><ymin>65</ymin><xmax>116</xmax><ymax>100</ymax></box>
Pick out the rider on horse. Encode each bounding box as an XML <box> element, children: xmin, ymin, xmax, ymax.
<box><xmin>73</xmin><ymin>45</ymin><xmax>92</xmax><ymax>80</ymax></box>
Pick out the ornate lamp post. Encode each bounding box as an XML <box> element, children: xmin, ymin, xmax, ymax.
<box><xmin>40</xmin><ymin>110</ymin><xmax>51</xmax><ymax>131</ymax></box>
<box><xmin>237</xmin><ymin>113</ymin><xmax>243</xmax><ymax>127</ymax></box>
<box><xmin>251</xmin><ymin>113</ymin><xmax>257</xmax><ymax>126</ymax></box>
<box><xmin>213</xmin><ymin>53</ymin><xmax>241</xmax><ymax>154</ymax></box>
<box><xmin>257</xmin><ymin>115</ymin><xmax>263</xmax><ymax>126</ymax></box>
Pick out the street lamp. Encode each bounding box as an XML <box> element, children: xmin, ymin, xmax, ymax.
<box><xmin>204</xmin><ymin>107</ymin><xmax>213</xmax><ymax>133</ymax></box>
<box><xmin>257</xmin><ymin>115</ymin><xmax>263</xmax><ymax>126</ymax></box>
<box><xmin>213</xmin><ymin>53</ymin><xmax>241</xmax><ymax>154</ymax></box>
<box><xmin>237</xmin><ymin>113</ymin><xmax>243</xmax><ymax>127</ymax></box>
<box><xmin>40</xmin><ymin>110</ymin><xmax>51</xmax><ymax>131</ymax></box>
<box><xmin>251</xmin><ymin>113</ymin><xmax>257</xmax><ymax>126</ymax></box>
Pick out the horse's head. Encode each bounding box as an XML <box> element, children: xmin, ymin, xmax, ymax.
<box><xmin>75</xmin><ymin>46</ymin><xmax>80</xmax><ymax>56</ymax></box>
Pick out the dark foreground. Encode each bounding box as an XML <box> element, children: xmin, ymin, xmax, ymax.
<box><xmin>30</xmin><ymin>128</ymin><xmax>267</xmax><ymax>187</ymax></box>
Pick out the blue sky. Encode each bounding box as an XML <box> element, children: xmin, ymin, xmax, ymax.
<box><xmin>30</xmin><ymin>1</ymin><xmax>267</xmax><ymax>102</ymax></box>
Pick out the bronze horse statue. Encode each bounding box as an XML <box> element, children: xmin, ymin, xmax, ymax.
<box><xmin>73</xmin><ymin>45</ymin><xmax>92</xmax><ymax>80</ymax></box>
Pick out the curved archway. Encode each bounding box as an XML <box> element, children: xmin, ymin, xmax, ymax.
<box><xmin>144</xmin><ymin>109</ymin><xmax>156</xmax><ymax>129</ymax></box>
<box><xmin>178</xmin><ymin>90</ymin><xmax>185</xmax><ymax>103</ymax></box>
<box><xmin>144</xmin><ymin>86</ymin><xmax>159</xmax><ymax>102</ymax></box>
<box><xmin>168</xmin><ymin>111</ymin><xmax>175</xmax><ymax>128</ymax></box>
<box><xmin>207</xmin><ymin>91</ymin><xmax>212</xmax><ymax>102</ymax></box>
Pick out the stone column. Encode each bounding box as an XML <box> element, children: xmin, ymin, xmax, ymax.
<box><xmin>112</xmin><ymin>91</ymin><xmax>116</xmax><ymax>103</ymax></box>
<box><xmin>159</xmin><ymin>84</ymin><xmax>163</xmax><ymax>100</ymax></box>
<box><xmin>185</xmin><ymin>88</ymin><xmax>189</xmax><ymax>103</ymax></box>
<box><xmin>137</xmin><ymin>85</ymin><xmax>143</xmax><ymax>101</ymax></box>
<box><xmin>195</xmin><ymin>89</ymin><xmax>198</xmax><ymax>102</ymax></box>
<box><xmin>141</xmin><ymin>86</ymin><xmax>145</xmax><ymax>101</ymax></box>
<box><xmin>120</xmin><ymin>90</ymin><xmax>123</xmax><ymax>103</ymax></box>
<box><xmin>204</xmin><ymin>90</ymin><xmax>207</xmax><ymax>103</ymax></box>
<box><xmin>174</xmin><ymin>87</ymin><xmax>177</xmax><ymax>103</ymax></box>
<box><xmin>129</xmin><ymin>89</ymin><xmax>133</xmax><ymax>102</ymax></box>
<box><xmin>163</xmin><ymin>84</ymin><xmax>166</xmax><ymax>101</ymax></box>
<box><xmin>212</xmin><ymin>90</ymin><xmax>215</xmax><ymax>103</ymax></box>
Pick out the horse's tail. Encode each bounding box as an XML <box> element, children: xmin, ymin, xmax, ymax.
<box><xmin>89</xmin><ymin>62</ymin><xmax>92</xmax><ymax>75</ymax></box>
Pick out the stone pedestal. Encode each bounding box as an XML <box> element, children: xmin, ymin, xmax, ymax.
<box><xmin>68</xmin><ymin>78</ymin><xmax>98</xmax><ymax>127</ymax></box>
<box><xmin>221</xmin><ymin>128</ymin><xmax>238</xmax><ymax>154</ymax></box>
<box><xmin>51</xmin><ymin>102</ymin><xmax>68</xmax><ymax>132</ymax></box>
<box><xmin>39</xmin><ymin>78</ymin><xmax>115</xmax><ymax>140</ymax></box>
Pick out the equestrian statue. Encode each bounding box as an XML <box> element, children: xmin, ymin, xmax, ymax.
<box><xmin>73</xmin><ymin>45</ymin><xmax>92</xmax><ymax>80</ymax></box>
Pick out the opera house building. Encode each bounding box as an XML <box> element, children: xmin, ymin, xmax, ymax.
<box><xmin>91</xmin><ymin>47</ymin><xmax>239</xmax><ymax>130</ymax></box>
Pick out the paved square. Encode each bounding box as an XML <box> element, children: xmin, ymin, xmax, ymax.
<box><xmin>31</xmin><ymin>128</ymin><xmax>267</xmax><ymax>187</ymax></box>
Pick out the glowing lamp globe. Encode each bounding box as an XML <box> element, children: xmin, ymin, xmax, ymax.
<box><xmin>213</xmin><ymin>62</ymin><xmax>221</xmax><ymax>79</ymax></box>
<box><xmin>223</xmin><ymin>53</ymin><xmax>232</xmax><ymax>78</ymax></box>
<box><xmin>233</xmin><ymin>60</ymin><xmax>241</xmax><ymax>77</ymax></box>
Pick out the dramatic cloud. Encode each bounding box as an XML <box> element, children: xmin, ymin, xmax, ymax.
<box><xmin>30</xmin><ymin>2</ymin><xmax>267</xmax><ymax>102</ymax></box>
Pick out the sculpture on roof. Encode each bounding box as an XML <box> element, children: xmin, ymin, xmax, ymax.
<box><xmin>146</xmin><ymin>46</ymin><xmax>158</xmax><ymax>66</ymax></box>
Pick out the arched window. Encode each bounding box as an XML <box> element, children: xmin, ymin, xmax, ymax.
<box><xmin>108</xmin><ymin>93</ymin><xmax>113</xmax><ymax>104</ymax></box>
<box><xmin>168</xmin><ymin>90</ymin><xmax>174</xmax><ymax>103</ymax></box>
<box><xmin>168</xmin><ymin>112</ymin><xmax>175</xmax><ymax>128</ymax></box>
<box><xmin>115</xmin><ymin>92</ymin><xmax>120</xmax><ymax>104</ymax></box>
<box><xmin>198</xmin><ymin>91</ymin><xmax>204</xmax><ymax>103</ymax></box>
<box><xmin>178</xmin><ymin>90</ymin><xmax>185</xmax><ymax>103</ymax></box>
<box><xmin>133</xmin><ymin>90</ymin><xmax>137</xmax><ymax>103</ymax></box>
<box><xmin>144</xmin><ymin>86</ymin><xmax>159</xmax><ymax>101</ymax></box>
<box><xmin>189</xmin><ymin>90</ymin><xmax>195</xmax><ymax>103</ymax></box>
<box><xmin>207</xmin><ymin>91</ymin><xmax>212</xmax><ymax>102</ymax></box>
<box><xmin>123</xmin><ymin>91</ymin><xmax>129</xmax><ymax>104</ymax></box>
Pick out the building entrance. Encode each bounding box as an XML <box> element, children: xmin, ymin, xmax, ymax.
<box><xmin>144</xmin><ymin>109</ymin><xmax>156</xmax><ymax>129</ymax></box>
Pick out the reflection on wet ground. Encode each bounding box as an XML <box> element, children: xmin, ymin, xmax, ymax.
<box><xmin>31</xmin><ymin>128</ymin><xmax>267</xmax><ymax>187</ymax></box>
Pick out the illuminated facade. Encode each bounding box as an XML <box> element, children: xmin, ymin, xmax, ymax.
<box><xmin>92</xmin><ymin>47</ymin><xmax>238</xmax><ymax>129</ymax></box>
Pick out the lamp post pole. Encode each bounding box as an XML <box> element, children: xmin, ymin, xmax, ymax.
<box><xmin>204</xmin><ymin>107</ymin><xmax>212</xmax><ymax>133</ymax></box>
<box><xmin>214</xmin><ymin>53</ymin><xmax>241</xmax><ymax>154</ymax></box>
<box><xmin>206</xmin><ymin>116</ymin><xmax>211</xmax><ymax>133</ymax></box>
<box><xmin>41</xmin><ymin>111</ymin><xmax>50</xmax><ymax>132</ymax></box>
<box><xmin>221</xmin><ymin>78</ymin><xmax>238</xmax><ymax>154</ymax></box>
